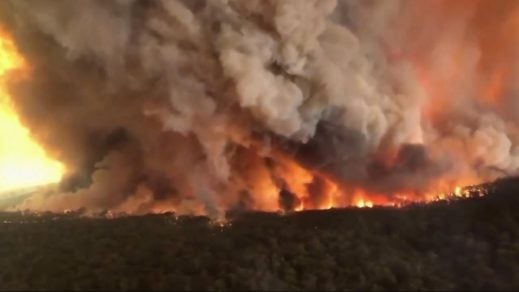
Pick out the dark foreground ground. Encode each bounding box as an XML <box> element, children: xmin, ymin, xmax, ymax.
<box><xmin>1</xmin><ymin>178</ymin><xmax>519</xmax><ymax>290</ymax></box>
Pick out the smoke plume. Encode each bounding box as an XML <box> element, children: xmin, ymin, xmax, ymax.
<box><xmin>0</xmin><ymin>0</ymin><xmax>518</xmax><ymax>217</ymax></box>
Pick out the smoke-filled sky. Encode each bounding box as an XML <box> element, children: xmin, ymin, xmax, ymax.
<box><xmin>0</xmin><ymin>0</ymin><xmax>517</xmax><ymax>217</ymax></box>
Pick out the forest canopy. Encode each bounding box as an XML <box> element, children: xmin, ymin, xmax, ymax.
<box><xmin>0</xmin><ymin>177</ymin><xmax>519</xmax><ymax>290</ymax></box>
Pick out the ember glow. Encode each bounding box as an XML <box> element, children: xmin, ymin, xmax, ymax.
<box><xmin>0</xmin><ymin>0</ymin><xmax>516</xmax><ymax>216</ymax></box>
<box><xmin>0</xmin><ymin>31</ymin><xmax>64</xmax><ymax>193</ymax></box>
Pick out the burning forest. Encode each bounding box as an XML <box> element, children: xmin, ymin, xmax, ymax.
<box><xmin>0</xmin><ymin>0</ymin><xmax>518</xmax><ymax>218</ymax></box>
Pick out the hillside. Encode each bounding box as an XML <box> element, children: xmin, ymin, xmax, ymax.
<box><xmin>0</xmin><ymin>177</ymin><xmax>519</xmax><ymax>290</ymax></box>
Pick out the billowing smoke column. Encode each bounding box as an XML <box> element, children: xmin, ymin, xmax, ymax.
<box><xmin>0</xmin><ymin>0</ymin><xmax>518</xmax><ymax>217</ymax></box>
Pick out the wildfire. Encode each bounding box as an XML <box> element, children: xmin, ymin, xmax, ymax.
<box><xmin>0</xmin><ymin>30</ymin><xmax>64</xmax><ymax>193</ymax></box>
<box><xmin>267</xmin><ymin>150</ymin><xmax>482</xmax><ymax>212</ymax></box>
<box><xmin>355</xmin><ymin>200</ymin><xmax>374</xmax><ymax>209</ymax></box>
<box><xmin>0</xmin><ymin>1</ymin><xmax>508</xmax><ymax>216</ymax></box>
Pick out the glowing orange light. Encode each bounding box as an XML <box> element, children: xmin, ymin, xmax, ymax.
<box><xmin>355</xmin><ymin>199</ymin><xmax>373</xmax><ymax>209</ymax></box>
<box><xmin>0</xmin><ymin>30</ymin><xmax>64</xmax><ymax>193</ymax></box>
<box><xmin>454</xmin><ymin>186</ymin><xmax>462</xmax><ymax>197</ymax></box>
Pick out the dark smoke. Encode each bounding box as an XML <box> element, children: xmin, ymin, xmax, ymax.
<box><xmin>0</xmin><ymin>0</ymin><xmax>517</xmax><ymax>217</ymax></box>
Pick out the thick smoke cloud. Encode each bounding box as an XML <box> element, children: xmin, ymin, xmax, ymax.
<box><xmin>0</xmin><ymin>0</ymin><xmax>518</xmax><ymax>216</ymax></box>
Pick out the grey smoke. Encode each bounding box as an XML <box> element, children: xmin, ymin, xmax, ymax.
<box><xmin>0</xmin><ymin>0</ymin><xmax>517</xmax><ymax>216</ymax></box>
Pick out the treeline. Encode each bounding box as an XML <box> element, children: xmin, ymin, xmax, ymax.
<box><xmin>0</xmin><ymin>177</ymin><xmax>519</xmax><ymax>290</ymax></box>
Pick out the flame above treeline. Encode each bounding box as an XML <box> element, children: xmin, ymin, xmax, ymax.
<box><xmin>0</xmin><ymin>0</ymin><xmax>517</xmax><ymax>218</ymax></box>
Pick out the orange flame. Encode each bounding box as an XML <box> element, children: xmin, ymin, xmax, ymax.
<box><xmin>268</xmin><ymin>148</ymin><xmax>487</xmax><ymax>212</ymax></box>
<box><xmin>0</xmin><ymin>29</ymin><xmax>65</xmax><ymax>193</ymax></box>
